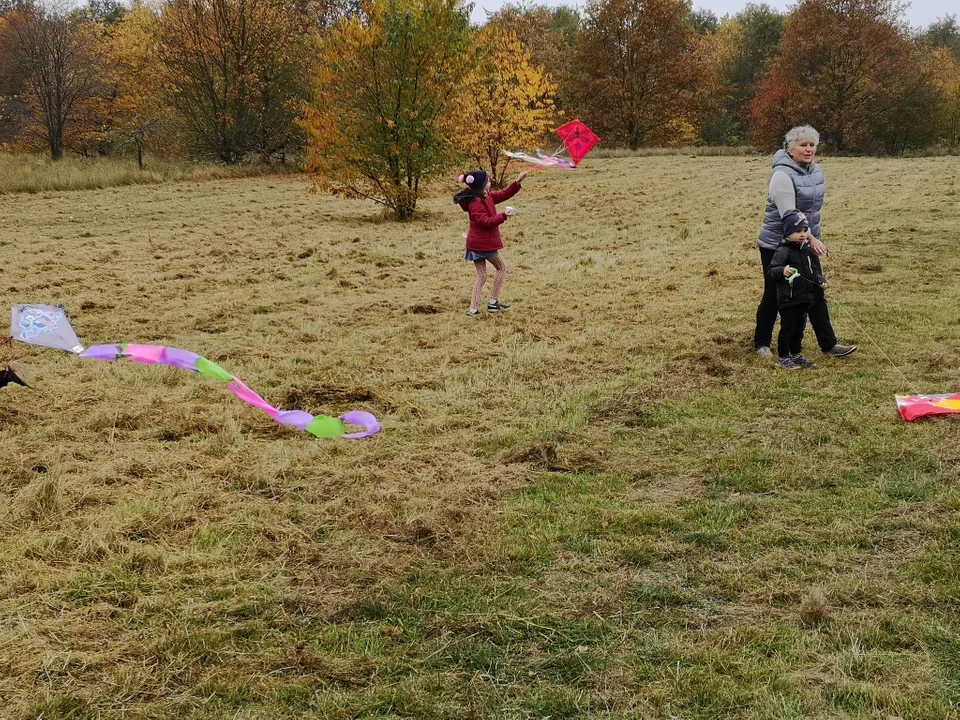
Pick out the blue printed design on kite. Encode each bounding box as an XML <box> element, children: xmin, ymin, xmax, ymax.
<box><xmin>18</xmin><ymin>309</ymin><xmax>64</xmax><ymax>341</ymax></box>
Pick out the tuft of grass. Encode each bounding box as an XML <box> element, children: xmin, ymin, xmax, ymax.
<box><xmin>799</xmin><ymin>588</ymin><xmax>831</xmax><ymax>627</ymax></box>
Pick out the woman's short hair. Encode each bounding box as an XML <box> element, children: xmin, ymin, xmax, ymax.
<box><xmin>784</xmin><ymin>125</ymin><xmax>820</xmax><ymax>150</ymax></box>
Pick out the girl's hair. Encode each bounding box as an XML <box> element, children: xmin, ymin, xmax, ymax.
<box><xmin>784</xmin><ymin>125</ymin><xmax>820</xmax><ymax>151</ymax></box>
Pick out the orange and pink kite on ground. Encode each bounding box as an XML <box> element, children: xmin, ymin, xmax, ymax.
<box><xmin>895</xmin><ymin>394</ymin><xmax>960</xmax><ymax>422</ymax></box>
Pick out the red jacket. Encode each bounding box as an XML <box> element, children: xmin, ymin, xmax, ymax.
<box><xmin>461</xmin><ymin>181</ymin><xmax>521</xmax><ymax>252</ymax></box>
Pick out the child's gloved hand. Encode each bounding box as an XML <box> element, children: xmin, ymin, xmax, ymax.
<box><xmin>505</xmin><ymin>206</ymin><xmax>517</xmax><ymax>216</ymax></box>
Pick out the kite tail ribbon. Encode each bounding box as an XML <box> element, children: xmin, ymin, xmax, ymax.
<box><xmin>79</xmin><ymin>344</ymin><xmax>380</xmax><ymax>439</ymax></box>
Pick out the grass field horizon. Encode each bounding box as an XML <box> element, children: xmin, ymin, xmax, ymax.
<box><xmin>2</xmin><ymin>155</ymin><xmax>960</xmax><ymax>719</ymax></box>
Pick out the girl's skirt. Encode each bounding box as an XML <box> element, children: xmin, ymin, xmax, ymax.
<box><xmin>464</xmin><ymin>249</ymin><xmax>500</xmax><ymax>262</ymax></box>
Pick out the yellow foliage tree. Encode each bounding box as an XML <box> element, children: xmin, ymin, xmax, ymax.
<box><xmin>107</xmin><ymin>3</ymin><xmax>175</xmax><ymax>167</ymax></box>
<box><xmin>301</xmin><ymin>0</ymin><xmax>472</xmax><ymax>220</ymax></box>
<box><xmin>929</xmin><ymin>46</ymin><xmax>960</xmax><ymax>147</ymax></box>
<box><xmin>456</xmin><ymin>24</ymin><xmax>557</xmax><ymax>188</ymax></box>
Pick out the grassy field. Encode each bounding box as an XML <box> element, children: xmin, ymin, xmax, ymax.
<box><xmin>1</xmin><ymin>154</ymin><xmax>960</xmax><ymax>719</ymax></box>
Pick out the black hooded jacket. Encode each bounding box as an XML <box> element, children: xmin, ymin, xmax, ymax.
<box><xmin>767</xmin><ymin>239</ymin><xmax>827</xmax><ymax>309</ymax></box>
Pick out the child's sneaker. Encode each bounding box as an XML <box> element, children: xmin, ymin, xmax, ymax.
<box><xmin>466</xmin><ymin>308</ymin><xmax>480</xmax><ymax>317</ymax></box>
<box><xmin>790</xmin><ymin>354</ymin><xmax>816</xmax><ymax>368</ymax></box>
<box><xmin>777</xmin><ymin>357</ymin><xmax>801</xmax><ymax>370</ymax></box>
<box><xmin>487</xmin><ymin>300</ymin><xmax>510</xmax><ymax>312</ymax></box>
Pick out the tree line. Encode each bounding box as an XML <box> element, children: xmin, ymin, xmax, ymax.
<box><xmin>1</xmin><ymin>0</ymin><xmax>958</xmax><ymax>216</ymax></box>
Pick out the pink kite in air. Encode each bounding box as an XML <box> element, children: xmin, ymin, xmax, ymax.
<box><xmin>506</xmin><ymin>120</ymin><xmax>600</xmax><ymax>169</ymax></box>
<box><xmin>555</xmin><ymin>120</ymin><xmax>601</xmax><ymax>166</ymax></box>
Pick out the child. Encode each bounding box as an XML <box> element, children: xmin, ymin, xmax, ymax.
<box><xmin>0</xmin><ymin>361</ymin><xmax>34</xmax><ymax>389</ymax></box>
<box><xmin>768</xmin><ymin>210</ymin><xmax>856</xmax><ymax>369</ymax></box>
<box><xmin>453</xmin><ymin>169</ymin><xmax>527</xmax><ymax>316</ymax></box>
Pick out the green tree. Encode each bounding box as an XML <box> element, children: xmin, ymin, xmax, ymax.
<box><xmin>301</xmin><ymin>0</ymin><xmax>472</xmax><ymax>219</ymax></box>
<box><xmin>686</xmin><ymin>7</ymin><xmax>717</xmax><ymax>34</ymax></box>
<box><xmin>697</xmin><ymin>4</ymin><xmax>784</xmax><ymax>145</ymax></box>
<box><xmin>924</xmin><ymin>14</ymin><xmax>960</xmax><ymax>61</ymax></box>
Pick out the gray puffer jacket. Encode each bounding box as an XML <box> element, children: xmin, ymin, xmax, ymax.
<box><xmin>757</xmin><ymin>150</ymin><xmax>825</xmax><ymax>250</ymax></box>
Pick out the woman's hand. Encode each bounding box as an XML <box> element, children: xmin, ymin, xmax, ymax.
<box><xmin>811</xmin><ymin>237</ymin><xmax>828</xmax><ymax>257</ymax></box>
<box><xmin>517</xmin><ymin>171</ymin><xmax>528</xmax><ymax>183</ymax></box>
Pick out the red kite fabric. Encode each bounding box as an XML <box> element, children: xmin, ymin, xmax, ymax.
<box><xmin>555</xmin><ymin>120</ymin><xmax>600</xmax><ymax>166</ymax></box>
<box><xmin>896</xmin><ymin>393</ymin><xmax>960</xmax><ymax>421</ymax></box>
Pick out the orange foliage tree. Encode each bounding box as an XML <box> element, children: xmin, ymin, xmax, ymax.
<box><xmin>567</xmin><ymin>0</ymin><xmax>709</xmax><ymax>149</ymax></box>
<box><xmin>301</xmin><ymin>0</ymin><xmax>472</xmax><ymax>219</ymax></box>
<box><xmin>748</xmin><ymin>0</ymin><xmax>939</xmax><ymax>153</ymax></box>
<box><xmin>0</xmin><ymin>4</ymin><xmax>108</xmax><ymax>159</ymax></box>
<box><xmin>456</xmin><ymin>24</ymin><xmax>557</xmax><ymax>188</ymax></box>
<box><xmin>107</xmin><ymin>3</ymin><xmax>176</xmax><ymax>167</ymax></box>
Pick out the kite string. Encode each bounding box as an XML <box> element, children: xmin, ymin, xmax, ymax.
<box><xmin>826</xmin><ymin>295</ymin><xmax>919</xmax><ymax>397</ymax></box>
<box><xmin>761</xmin><ymin>271</ymin><xmax>918</xmax><ymax>395</ymax></box>
<box><xmin>0</xmin><ymin>336</ymin><xmax>13</xmax><ymax>364</ymax></box>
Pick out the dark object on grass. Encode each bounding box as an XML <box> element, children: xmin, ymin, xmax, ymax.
<box><xmin>0</xmin><ymin>361</ymin><xmax>34</xmax><ymax>389</ymax></box>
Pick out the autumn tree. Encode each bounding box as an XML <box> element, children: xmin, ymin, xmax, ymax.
<box><xmin>0</xmin><ymin>3</ymin><xmax>107</xmax><ymax>159</ymax></box>
<box><xmin>567</xmin><ymin>0</ymin><xmax>709</xmax><ymax>149</ymax></box>
<box><xmin>157</xmin><ymin>0</ymin><xmax>312</xmax><ymax>163</ymax></box>
<box><xmin>748</xmin><ymin>0</ymin><xmax>939</xmax><ymax>154</ymax></box>
<box><xmin>929</xmin><ymin>46</ymin><xmax>960</xmax><ymax>147</ymax></box>
<box><xmin>298</xmin><ymin>0</ymin><xmax>362</xmax><ymax>30</ymax></box>
<box><xmin>692</xmin><ymin>4</ymin><xmax>786</xmax><ymax>145</ymax></box>
<box><xmin>107</xmin><ymin>3</ymin><xmax>176</xmax><ymax>168</ymax></box>
<box><xmin>301</xmin><ymin>0</ymin><xmax>472</xmax><ymax>219</ymax></box>
<box><xmin>456</xmin><ymin>24</ymin><xmax>556</xmax><ymax>188</ymax></box>
<box><xmin>0</xmin><ymin>7</ymin><xmax>30</xmax><ymax>146</ymax></box>
<box><xmin>485</xmin><ymin>3</ymin><xmax>578</xmax><ymax>110</ymax></box>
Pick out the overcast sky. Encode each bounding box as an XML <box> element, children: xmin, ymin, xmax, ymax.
<box><xmin>469</xmin><ymin>0</ymin><xmax>953</xmax><ymax>30</ymax></box>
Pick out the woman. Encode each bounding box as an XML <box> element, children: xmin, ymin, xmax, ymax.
<box><xmin>753</xmin><ymin>125</ymin><xmax>856</xmax><ymax>358</ymax></box>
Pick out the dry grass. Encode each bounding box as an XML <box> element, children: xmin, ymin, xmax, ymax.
<box><xmin>1</xmin><ymin>155</ymin><xmax>959</xmax><ymax>718</ymax></box>
<box><xmin>591</xmin><ymin>145</ymin><xmax>760</xmax><ymax>158</ymax></box>
<box><xmin>0</xmin><ymin>153</ymin><xmax>291</xmax><ymax>195</ymax></box>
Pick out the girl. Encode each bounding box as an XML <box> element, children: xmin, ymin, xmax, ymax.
<box><xmin>453</xmin><ymin>169</ymin><xmax>527</xmax><ymax>316</ymax></box>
